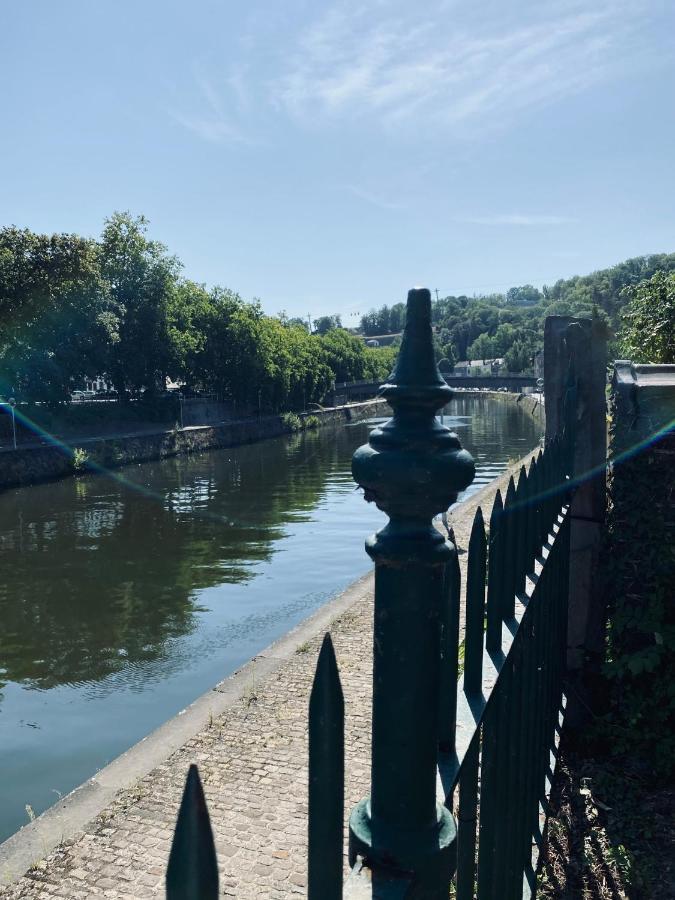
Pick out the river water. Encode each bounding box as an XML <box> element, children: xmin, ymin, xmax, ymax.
<box><xmin>0</xmin><ymin>396</ymin><xmax>541</xmax><ymax>842</ymax></box>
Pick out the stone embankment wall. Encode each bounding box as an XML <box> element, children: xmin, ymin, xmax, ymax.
<box><xmin>0</xmin><ymin>400</ymin><xmax>390</xmax><ymax>493</ymax></box>
<box><xmin>453</xmin><ymin>389</ymin><xmax>545</xmax><ymax>426</ymax></box>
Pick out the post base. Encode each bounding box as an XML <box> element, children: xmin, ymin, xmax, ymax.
<box><xmin>348</xmin><ymin>797</ymin><xmax>457</xmax><ymax>891</ymax></box>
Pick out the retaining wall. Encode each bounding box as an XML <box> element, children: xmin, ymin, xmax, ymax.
<box><xmin>0</xmin><ymin>392</ymin><xmax>542</xmax><ymax>494</ymax></box>
<box><xmin>0</xmin><ymin>400</ymin><xmax>390</xmax><ymax>493</ymax></box>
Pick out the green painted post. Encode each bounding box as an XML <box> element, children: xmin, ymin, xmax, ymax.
<box><xmin>349</xmin><ymin>288</ymin><xmax>475</xmax><ymax>890</ymax></box>
<box><xmin>308</xmin><ymin>633</ymin><xmax>344</xmax><ymax>900</ymax></box>
<box><xmin>439</xmin><ymin>551</ymin><xmax>461</xmax><ymax>752</ymax></box>
<box><xmin>166</xmin><ymin>765</ymin><xmax>219</xmax><ymax>900</ymax></box>
<box><xmin>486</xmin><ymin>489</ymin><xmax>504</xmax><ymax>655</ymax></box>
<box><xmin>464</xmin><ymin>507</ymin><xmax>487</xmax><ymax>695</ymax></box>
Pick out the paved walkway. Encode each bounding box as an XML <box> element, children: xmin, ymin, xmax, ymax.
<box><xmin>0</xmin><ymin>453</ymin><xmax>535</xmax><ymax>899</ymax></box>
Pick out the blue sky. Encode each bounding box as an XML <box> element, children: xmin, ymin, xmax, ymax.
<box><xmin>2</xmin><ymin>0</ymin><xmax>674</xmax><ymax>323</ymax></box>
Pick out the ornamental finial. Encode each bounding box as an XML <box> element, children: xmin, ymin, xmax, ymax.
<box><xmin>352</xmin><ymin>287</ymin><xmax>475</xmax><ymax>525</ymax></box>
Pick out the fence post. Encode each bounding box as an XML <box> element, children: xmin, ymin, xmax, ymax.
<box><xmin>349</xmin><ymin>288</ymin><xmax>475</xmax><ymax>892</ymax></box>
<box><xmin>543</xmin><ymin>316</ymin><xmax>606</xmax><ymax>687</ymax></box>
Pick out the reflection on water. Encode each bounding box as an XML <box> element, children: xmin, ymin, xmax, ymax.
<box><xmin>0</xmin><ymin>396</ymin><xmax>541</xmax><ymax>841</ymax></box>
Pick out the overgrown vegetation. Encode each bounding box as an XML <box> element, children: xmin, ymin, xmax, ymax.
<box><xmin>280</xmin><ymin>412</ymin><xmax>302</xmax><ymax>432</ymax></box>
<box><xmin>538</xmin><ymin>738</ymin><xmax>673</xmax><ymax>899</ymax></box>
<box><xmin>594</xmin><ymin>278</ymin><xmax>675</xmax><ymax>777</ymax></box>
<box><xmin>360</xmin><ymin>254</ymin><xmax>675</xmax><ymax>371</ymax></box>
<box><xmin>71</xmin><ymin>447</ymin><xmax>89</xmax><ymax>471</ymax></box>
<box><xmin>595</xmin><ymin>415</ymin><xmax>675</xmax><ymax>778</ymax></box>
<box><xmin>538</xmin><ymin>279</ymin><xmax>674</xmax><ymax>897</ymax></box>
<box><xmin>619</xmin><ymin>269</ymin><xmax>675</xmax><ymax>363</ymax></box>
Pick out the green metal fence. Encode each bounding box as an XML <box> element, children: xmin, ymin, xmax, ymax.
<box><xmin>165</xmin><ymin>287</ymin><xmax>577</xmax><ymax>899</ymax></box>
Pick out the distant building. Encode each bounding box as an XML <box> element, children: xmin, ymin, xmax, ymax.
<box><xmin>360</xmin><ymin>332</ymin><xmax>401</xmax><ymax>347</ymax></box>
<box><xmin>451</xmin><ymin>358</ymin><xmax>505</xmax><ymax>376</ymax></box>
<box><xmin>84</xmin><ymin>375</ymin><xmax>114</xmax><ymax>393</ymax></box>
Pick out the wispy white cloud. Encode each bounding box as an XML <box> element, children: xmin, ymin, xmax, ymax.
<box><xmin>273</xmin><ymin>0</ymin><xmax>655</xmax><ymax>133</ymax></box>
<box><xmin>169</xmin><ymin>63</ymin><xmax>253</xmax><ymax>144</ymax></box>
<box><xmin>459</xmin><ymin>213</ymin><xmax>576</xmax><ymax>226</ymax></box>
<box><xmin>345</xmin><ymin>184</ymin><xmax>405</xmax><ymax>210</ymax></box>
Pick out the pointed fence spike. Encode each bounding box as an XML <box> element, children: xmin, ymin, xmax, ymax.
<box><xmin>166</xmin><ymin>765</ymin><xmax>219</xmax><ymax>900</ymax></box>
<box><xmin>308</xmin><ymin>633</ymin><xmax>344</xmax><ymax>900</ymax></box>
<box><xmin>503</xmin><ymin>477</ymin><xmax>517</xmax><ymax>618</ymax></box>
<box><xmin>486</xmin><ymin>490</ymin><xmax>504</xmax><ymax>654</ymax></box>
<box><xmin>464</xmin><ymin>507</ymin><xmax>487</xmax><ymax>695</ymax></box>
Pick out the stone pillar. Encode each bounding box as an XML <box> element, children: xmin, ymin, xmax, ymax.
<box><xmin>544</xmin><ymin>316</ymin><xmax>607</xmax><ymax>675</ymax></box>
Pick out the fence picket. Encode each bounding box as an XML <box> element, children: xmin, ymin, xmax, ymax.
<box><xmin>456</xmin><ymin>734</ymin><xmax>480</xmax><ymax>900</ymax></box>
<box><xmin>439</xmin><ymin>550</ymin><xmax>461</xmax><ymax>752</ymax></box>
<box><xmin>464</xmin><ymin>507</ymin><xmax>487</xmax><ymax>696</ymax></box>
<box><xmin>308</xmin><ymin>633</ymin><xmax>344</xmax><ymax>900</ymax></box>
<box><xmin>166</xmin><ymin>765</ymin><xmax>219</xmax><ymax>900</ymax></box>
<box><xmin>515</xmin><ymin>466</ymin><xmax>528</xmax><ymax>595</ymax></box>
<box><xmin>486</xmin><ymin>489</ymin><xmax>504</xmax><ymax>655</ymax></box>
<box><xmin>503</xmin><ymin>477</ymin><xmax>517</xmax><ymax>620</ymax></box>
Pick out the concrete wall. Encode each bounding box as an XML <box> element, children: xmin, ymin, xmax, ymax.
<box><xmin>0</xmin><ymin>400</ymin><xmax>391</xmax><ymax>493</ymax></box>
<box><xmin>612</xmin><ymin>361</ymin><xmax>675</xmax><ymax>455</ymax></box>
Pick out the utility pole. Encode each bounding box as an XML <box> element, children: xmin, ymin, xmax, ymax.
<box><xmin>434</xmin><ymin>288</ymin><xmax>440</xmax><ymax>302</ymax></box>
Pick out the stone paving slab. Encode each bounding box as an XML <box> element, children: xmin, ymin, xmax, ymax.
<box><xmin>0</xmin><ymin>451</ymin><xmax>536</xmax><ymax>899</ymax></box>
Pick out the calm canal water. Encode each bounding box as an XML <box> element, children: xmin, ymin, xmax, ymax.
<box><xmin>0</xmin><ymin>396</ymin><xmax>542</xmax><ymax>842</ymax></box>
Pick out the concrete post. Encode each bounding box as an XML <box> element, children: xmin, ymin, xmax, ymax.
<box><xmin>544</xmin><ymin>316</ymin><xmax>607</xmax><ymax>676</ymax></box>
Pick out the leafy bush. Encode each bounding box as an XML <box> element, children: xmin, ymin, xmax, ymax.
<box><xmin>71</xmin><ymin>447</ymin><xmax>90</xmax><ymax>471</ymax></box>
<box><xmin>596</xmin><ymin>401</ymin><xmax>675</xmax><ymax>778</ymax></box>
<box><xmin>619</xmin><ymin>270</ymin><xmax>675</xmax><ymax>363</ymax></box>
<box><xmin>280</xmin><ymin>412</ymin><xmax>302</xmax><ymax>432</ymax></box>
<box><xmin>303</xmin><ymin>415</ymin><xmax>320</xmax><ymax>429</ymax></box>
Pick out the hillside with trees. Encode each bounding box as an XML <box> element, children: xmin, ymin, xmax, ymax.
<box><xmin>360</xmin><ymin>253</ymin><xmax>675</xmax><ymax>372</ymax></box>
<box><xmin>0</xmin><ymin>214</ymin><xmax>396</xmax><ymax>411</ymax></box>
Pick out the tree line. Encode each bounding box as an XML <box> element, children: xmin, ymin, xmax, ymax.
<box><xmin>359</xmin><ymin>254</ymin><xmax>675</xmax><ymax>372</ymax></box>
<box><xmin>0</xmin><ymin>214</ymin><xmax>396</xmax><ymax>411</ymax></box>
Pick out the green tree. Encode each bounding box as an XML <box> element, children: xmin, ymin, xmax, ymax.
<box><xmin>100</xmin><ymin>212</ymin><xmax>182</xmax><ymax>396</ymax></box>
<box><xmin>619</xmin><ymin>271</ymin><xmax>675</xmax><ymax>363</ymax></box>
<box><xmin>313</xmin><ymin>314</ymin><xmax>341</xmax><ymax>335</ymax></box>
<box><xmin>0</xmin><ymin>226</ymin><xmax>116</xmax><ymax>403</ymax></box>
<box><xmin>504</xmin><ymin>340</ymin><xmax>534</xmax><ymax>373</ymax></box>
<box><xmin>467</xmin><ymin>333</ymin><xmax>495</xmax><ymax>362</ymax></box>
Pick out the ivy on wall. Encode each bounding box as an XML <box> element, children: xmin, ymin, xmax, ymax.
<box><xmin>598</xmin><ymin>400</ymin><xmax>675</xmax><ymax>778</ymax></box>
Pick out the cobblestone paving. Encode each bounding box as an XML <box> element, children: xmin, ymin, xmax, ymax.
<box><xmin>1</xmin><ymin>453</ymin><xmax>535</xmax><ymax>899</ymax></box>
